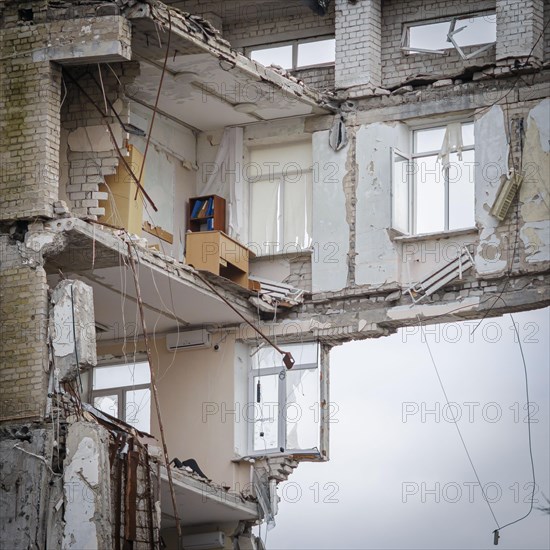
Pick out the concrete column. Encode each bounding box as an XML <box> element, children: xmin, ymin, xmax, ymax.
<box><xmin>334</xmin><ymin>0</ymin><xmax>382</xmax><ymax>89</ymax></box>
<box><xmin>496</xmin><ymin>0</ymin><xmax>544</xmax><ymax>64</ymax></box>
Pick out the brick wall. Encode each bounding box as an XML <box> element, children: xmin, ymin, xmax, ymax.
<box><xmin>381</xmin><ymin>0</ymin><xmax>496</xmax><ymax>89</ymax></box>
<box><xmin>496</xmin><ymin>0</ymin><xmax>544</xmax><ymax>63</ymax></box>
<box><xmin>61</xmin><ymin>63</ymin><xmax>139</xmax><ymax>219</ymax></box>
<box><xmin>335</xmin><ymin>0</ymin><xmax>382</xmax><ymax>89</ymax></box>
<box><xmin>0</xmin><ymin>23</ymin><xmax>61</xmax><ymax>221</ymax></box>
<box><xmin>292</xmin><ymin>65</ymin><xmax>335</xmax><ymax>92</ymax></box>
<box><xmin>0</xmin><ymin>236</ymin><xmax>49</xmax><ymax>422</ymax></box>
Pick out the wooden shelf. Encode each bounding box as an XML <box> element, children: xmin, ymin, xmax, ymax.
<box><xmin>187</xmin><ymin>195</ymin><xmax>226</xmax><ymax>233</ymax></box>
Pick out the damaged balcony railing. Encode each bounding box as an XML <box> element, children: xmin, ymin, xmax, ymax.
<box><xmin>407</xmin><ymin>246</ymin><xmax>475</xmax><ymax>304</ymax></box>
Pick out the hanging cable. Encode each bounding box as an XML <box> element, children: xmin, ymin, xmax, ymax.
<box><xmin>417</xmin><ymin>315</ymin><xmax>501</xmax><ymax>531</ymax></box>
<box><xmin>492</xmin><ymin>312</ymin><xmax>537</xmax><ymax>543</ymax></box>
<box><xmin>126</xmin><ymin>241</ymin><xmax>182</xmax><ymax>548</ymax></box>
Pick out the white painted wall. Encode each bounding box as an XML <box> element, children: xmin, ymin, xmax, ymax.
<box><xmin>355</xmin><ymin>122</ymin><xmax>408</xmax><ymax>286</ymax></box>
<box><xmin>474</xmin><ymin>105</ymin><xmax>510</xmax><ymax>274</ymax></box>
<box><xmin>311</xmin><ymin>129</ymin><xmax>350</xmax><ymax>292</ymax></box>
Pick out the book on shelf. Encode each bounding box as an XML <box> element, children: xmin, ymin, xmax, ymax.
<box><xmin>206</xmin><ymin>197</ymin><xmax>214</xmax><ymax>216</ymax></box>
<box><xmin>191</xmin><ymin>199</ymin><xmax>204</xmax><ymax>219</ymax></box>
<box><xmin>196</xmin><ymin>200</ymin><xmax>209</xmax><ymax>218</ymax></box>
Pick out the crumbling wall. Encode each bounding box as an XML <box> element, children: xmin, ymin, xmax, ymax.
<box><xmin>292</xmin><ymin>65</ymin><xmax>335</xmax><ymax>92</ymax></box>
<box><xmin>0</xmin><ymin>236</ymin><xmax>50</xmax><ymax>422</ymax></box>
<box><xmin>62</xmin><ymin>421</ymin><xmax>112</xmax><ymax>549</ymax></box>
<box><xmin>0</xmin><ymin>21</ymin><xmax>61</xmax><ymax>220</ymax></box>
<box><xmin>61</xmin><ymin>61</ymin><xmax>139</xmax><ymax>220</ymax></box>
<box><xmin>381</xmin><ymin>0</ymin><xmax>496</xmax><ymax>89</ymax></box>
<box><xmin>0</xmin><ymin>427</ymin><xmax>58</xmax><ymax>549</ymax></box>
<box><xmin>49</xmin><ymin>279</ymin><xmax>97</xmax><ymax>382</ymax></box>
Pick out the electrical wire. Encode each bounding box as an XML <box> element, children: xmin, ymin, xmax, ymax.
<box><xmin>417</xmin><ymin>314</ymin><xmax>501</xmax><ymax>530</ymax></box>
<box><xmin>492</xmin><ymin>312</ymin><xmax>537</xmax><ymax>538</ymax></box>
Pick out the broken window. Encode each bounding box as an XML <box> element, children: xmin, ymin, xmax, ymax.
<box><xmin>249</xmin><ymin>37</ymin><xmax>335</xmax><ymax>70</ymax></box>
<box><xmin>249</xmin><ymin>342</ymin><xmax>321</xmax><ymax>455</ymax></box>
<box><xmin>91</xmin><ymin>361</ymin><xmax>151</xmax><ymax>432</ymax></box>
<box><xmin>248</xmin><ymin>141</ymin><xmax>312</xmax><ymax>255</ymax></box>
<box><xmin>391</xmin><ymin>122</ymin><xmax>475</xmax><ymax>235</ymax></box>
<box><xmin>402</xmin><ymin>14</ymin><xmax>496</xmax><ymax>58</ymax></box>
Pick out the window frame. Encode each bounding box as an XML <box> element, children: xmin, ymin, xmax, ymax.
<box><xmin>248</xmin><ymin>165</ymin><xmax>313</xmax><ymax>255</ymax></box>
<box><xmin>391</xmin><ymin>120</ymin><xmax>476</xmax><ymax>237</ymax></box>
<box><xmin>247</xmin><ymin>35</ymin><xmax>336</xmax><ymax>71</ymax></box>
<box><xmin>90</xmin><ymin>360</ymin><xmax>151</xmax><ymax>431</ymax></box>
<box><xmin>401</xmin><ymin>12</ymin><xmax>496</xmax><ymax>58</ymax></box>
<box><xmin>411</xmin><ymin>122</ymin><xmax>475</xmax><ymax>234</ymax></box>
<box><xmin>247</xmin><ymin>342</ymin><xmax>322</xmax><ymax>457</ymax></box>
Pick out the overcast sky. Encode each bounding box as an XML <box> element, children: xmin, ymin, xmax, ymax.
<box><xmin>265</xmin><ymin>307</ymin><xmax>550</xmax><ymax>550</ymax></box>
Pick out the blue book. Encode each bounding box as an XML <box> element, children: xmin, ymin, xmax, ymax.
<box><xmin>206</xmin><ymin>197</ymin><xmax>214</xmax><ymax>217</ymax></box>
<box><xmin>191</xmin><ymin>199</ymin><xmax>203</xmax><ymax>218</ymax></box>
<box><xmin>207</xmin><ymin>218</ymin><xmax>214</xmax><ymax>231</ymax></box>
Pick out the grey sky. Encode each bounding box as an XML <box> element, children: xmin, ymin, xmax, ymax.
<box><xmin>266</xmin><ymin>307</ymin><xmax>550</xmax><ymax>549</ymax></box>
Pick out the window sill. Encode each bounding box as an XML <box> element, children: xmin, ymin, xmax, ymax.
<box><xmin>392</xmin><ymin>227</ymin><xmax>478</xmax><ymax>243</ymax></box>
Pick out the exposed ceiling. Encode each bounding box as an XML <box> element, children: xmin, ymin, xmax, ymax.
<box><xmin>128</xmin><ymin>16</ymin><xmax>328</xmax><ymax>131</ymax></box>
<box><xmin>160</xmin><ymin>470</ymin><xmax>258</xmax><ymax>527</ymax></box>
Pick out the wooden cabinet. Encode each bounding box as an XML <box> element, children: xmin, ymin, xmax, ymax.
<box><xmin>98</xmin><ymin>145</ymin><xmax>143</xmax><ymax>235</ymax></box>
<box><xmin>187</xmin><ymin>195</ymin><xmax>226</xmax><ymax>233</ymax></box>
<box><xmin>185</xmin><ymin>230</ymin><xmax>254</xmax><ymax>288</ymax></box>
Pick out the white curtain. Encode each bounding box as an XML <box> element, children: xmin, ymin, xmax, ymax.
<box><xmin>199</xmin><ymin>127</ymin><xmax>244</xmax><ymax>240</ymax></box>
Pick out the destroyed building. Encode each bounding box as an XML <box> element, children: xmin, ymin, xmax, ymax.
<box><xmin>0</xmin><ymin>0</ymin><xmax>549</xmax><ymax>548</ymax></box>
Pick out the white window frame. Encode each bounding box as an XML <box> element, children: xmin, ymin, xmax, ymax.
<box><xmin>391</xmin><ymin>121</ymin><xmax>475</xmax><ymax>236</ymax></box>
<box><xmin>247</xmin><ymin>342</ymin><xmax>324</xmax><ymax>457</ymax></box>
<box><xmin>401</xmin><ymin>12</ymin><xmax>496</xmax><ymax>59</ymax></box>
<box><xmin>247</xmin><ymin>35</ymin><xmax>335</xmax><ymax>70</ymax></box>
<box><xmin>90</xmin><ymin>360</ymin><xmax>151</xmax><ymax>431</ymax></box>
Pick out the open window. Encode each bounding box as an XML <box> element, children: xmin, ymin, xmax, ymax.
<box><xmin>249</xmin><ymin>342</ymin><xmax>324</xmax><ymax>456</ymax></box>
<box><xmin>402</xmin><ymin>13</ymin><xmax>496</xmax><ymax>58</ymax></box>
<box><xmin>391</xmin><ymin>122</ymin><xmax>475</xmax><ymax>235</ymax></box>
<box><xmin>249</xmin><ymin>37</ymin><xmax>335</xmax><ymax>70</ymax></box>
<box><xmin>91</xmin><ymin>361</ymin><xmax>151</xmax><ymax>432</ymax></box>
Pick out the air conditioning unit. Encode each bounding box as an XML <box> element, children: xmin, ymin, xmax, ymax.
<box><xmin>166</xmin><ymin>329</ymin><xmax>211</xmax><ymax>351</ymax></box>
<box><xmin>491</xmin><ymin>172</ymin><xmax>524</xmax><ymax>221</ymax></box>
<box><xmin>181</xmin><ymin>531</ymin><xmax>225</xmax><ymax>550</ymax></box>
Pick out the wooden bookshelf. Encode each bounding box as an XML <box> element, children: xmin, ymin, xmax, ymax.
<box><xmin>187</xmin><ymin>194</ymin><xmax>226</xmax><ymax>233</ymax></box>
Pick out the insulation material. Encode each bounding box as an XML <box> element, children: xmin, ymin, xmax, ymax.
<box><xmin>437</xmin><ymin>122</ymin><xmax>463</xmax><ymax>168</ymax></box>
<box><xmin>199</xmin><ymin>127</ymin><xmax>244</xmax><ymax>241</ymax></box>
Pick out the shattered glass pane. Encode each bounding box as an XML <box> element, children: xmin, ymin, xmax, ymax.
<box><xmin>125</xmin><ymin>388</ymin><xmax>151</xmax><ymax>432</ymax></box>
<box><xmin>253</xmin><ymin>374</ymin><xmax>279</xmax><ymax>451</ymax></box>
<box><xmin>93</xmin><ymin>361</ymin><xmax>150</xmax><ymax>390</ymax></box>
<box><xmin>285</xmin><ymin>368</ymin><xmax>320</xmax><ymax>451</ymax></box>
<box><xmin>407</xmin><ymin>14</ymin><xmax>496</xmax><ymax>53</ymax></box>
<box><xmin>94</xmin><ymin>394</ymin><xmax>119</xmax><ymax>418</ymax></box>
<box><xmin>453</xmin><ymin>15</ymin><xmax>496</xmax><ymax>48</ymax></box>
